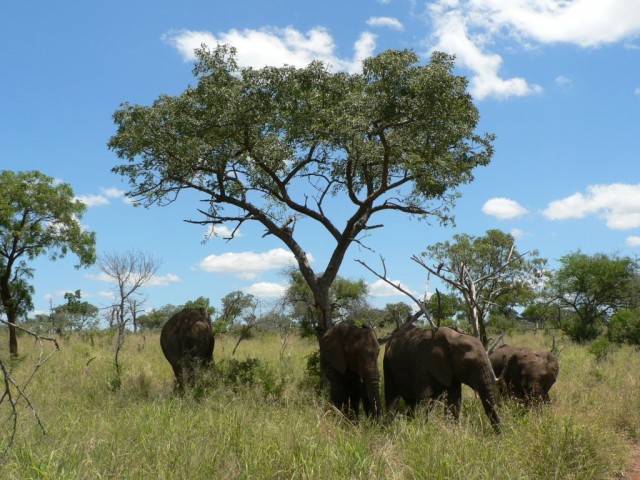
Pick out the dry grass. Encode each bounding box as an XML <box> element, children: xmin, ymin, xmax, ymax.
<box><xmin>0</xmin><ymin>328</ymin><xmax>638</xmax><ymax>479</ymax></box>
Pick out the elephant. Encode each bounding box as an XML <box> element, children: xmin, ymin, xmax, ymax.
<box><xmin>383</xmin><ymin>325</ymin><xmax>500</xmax><ymax>429</ymax></box>
<box><xmin>160</xmin><ymin>308</ymin><xmax>215</xmax><ymax>388</ymax></box>
<box><xmin>319</xmin><ymin>322</ymin><xmax>383</xmax><ymax>419</ymax></box>
<box><xmin>489</xmin><ymin>344</ymin><xmax>559</xmax><ymax>405</ymax></box>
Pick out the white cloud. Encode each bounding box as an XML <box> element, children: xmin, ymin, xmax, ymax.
<box><xmin>626</xmin><ymin>236</ymin><xmax>640</xmax><ymax>247</ymax></box>
<box><xmin>367</xmin><ymin>16</ymin><xmax>404</xmax><ymax>30</ymax></box>
<box><xmin>147</xmin><ymin>273</ymin><xmax>182</xmax><ymax>287</ymax></box>
<box><xmin>543</xmin><ymin>183</ymin><xmax>640</xmax><ymax>229</ymax></box>
<box><xmin>426</xmin><ymin>0</ymin><xmax>640</xmax><ymax>99</ymax></box>
<box><xmin>555</xmin><ymin>75</ymin><xmax>572</xmax><ymax>87</ymax></box>
<box><xmin>635</xmin><ymin>86</ymin><xmax>640</xmax><ymax>96</ymax></box>
<box><xmin>198</xmin><ymin>248</ymin><xmax>306</xmax><ymax>279</ymax></box>
<box><xmin>482</xmin><ymin>197</ymin><xmax>528</xmax><ymax>219</ymax></box>
<box><xmin>163</xmin><ymin>27</ymin><xmax>375</xmax><ymax>73</ymax></box>
<box><xmin>75</xmin><ymin>187</ymin><xmax>129</xmax><ymax>207</ymax></box>
<box><xmin>76</xmin><ymin>194</ymin><xmax>109</xmax><ymax>207</ymax></box>
<box><xmin>368</xmin><ymin>278</ymin><xmax>414</xmax><ymax>297</ymax></box>
<box><xmin>510</xmin><ymin>228</ymin><xmax>525</xmax><ymax>239</ymax></box>
<box><xmin>205</xmin><ymin>224</ymin><xmax>242</xmax><ymax>239</ymax></box>
<box><xmin>102</xmin><ymin>187</ymin><xmax>125</xmax><ymax>198</ymax></box>
<box><xmin>245</xmin><ymin>282</ymin><xmax>288</xmax><ymax>297</ymax></box>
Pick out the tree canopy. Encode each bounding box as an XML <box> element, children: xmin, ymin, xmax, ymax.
<box><xmin>545</xmin><ymin>250</ymin><xmax>640</xmax><ymax>341</ymax></box>
<box><xmin>0</xmin><ymin>170</ymin><xmax>96</xmax><ymax>355</ymax></box>
<box><xmin>109</xmin><ymin>45</ymin><xmax>493</xmax><ymax>333</ymax></box>
<box><xmin>413</xmin><ymin>229</ymin><xmax>547</xmax><ymax>345</ymax></box>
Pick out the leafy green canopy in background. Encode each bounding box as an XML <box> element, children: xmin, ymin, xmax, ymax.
<box><xmin>109</xmin><ymin>45</ymin><xmax>493</xmax><ymax>333</ymax></box>
<box><xmin>0</xmin><ymin>170</ymin><xmax>96</xmax><ymax>355</ymax></box>
<box><xmin>546</xmin><ymin>251</ymin><xmax>640</xmax><ymax>341</ymax></box>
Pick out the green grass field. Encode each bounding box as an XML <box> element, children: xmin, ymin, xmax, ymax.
<box><xmin>1</xmin><ymin>329</ymin><xmax>639</xmax><ymax>479</ymax></box>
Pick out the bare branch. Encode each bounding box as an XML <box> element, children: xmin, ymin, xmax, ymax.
<box><xmin>355</xmin><ymin>255</ymin><xmax>435</xmax><ymax>328</ymax></box>
<box><xmin>0</xmin><ymin>319</ymin><xmax>59</xmax><ymax>457</ymax></box>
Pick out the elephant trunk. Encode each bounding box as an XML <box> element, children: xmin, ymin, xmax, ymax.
<box><xmin>363</xmin><ymin>369</ymin><xmax>383</xmax><ymax>418</ymax></box>
<box><xmin>477</xmin><ymin>364</ymin><xmax>501</xmax><ymax>431</ymax></box>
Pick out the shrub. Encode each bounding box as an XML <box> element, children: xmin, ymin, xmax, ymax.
<box><xmin>607</xmin><ymin>308</ymin><xmax>640</xmax><ymax>345</ymax></box>
<box><xmin>299</xmin><ymin>349</ymin><xmax>323</xmax><ymax>393</ymax></box>
<box><xmin>587</xmin><ymin>337</ymin><xmax>616</xmax><ymax>361</ymax></box>
<box><xmin>562</xmin><ymin>315</ymin><xmax>603</xmax><ymax>342</ymax></box>
<box><xmin>216</xmin><ymin>358</ymin><xmax>285</xmax><ymax>398</ymax></box>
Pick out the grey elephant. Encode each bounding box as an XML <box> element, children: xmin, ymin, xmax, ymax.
<box><xmin>160</xmin><ymin>308</ymin><xmax>215</xmax><ymax>388</ymax></box>
<box><xmin>319</xmin><ymin>322</ymin><xmax>383</xmax><ymax>419</ymax></box>
<box><xmin>489</xmin><ymin>344</ymin><xmax>559</xmax><ymax>405</ymax></box>
<box><xmin>383</xmin><ymin>325</ymin><xmax>500</xmax><ymax>428</ymax></box>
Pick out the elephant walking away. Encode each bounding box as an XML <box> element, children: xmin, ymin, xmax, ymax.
<box><xmin>319</xmin><ymin>322</ymin><xmax>383</xmax><ymax>419</ymax></box>
<box><xmin>160</xmin><ymin>308</ymin><xmax>215</xmax><ymax>388</ymax></box>
<box><xmin>489</xmin><ymin>344</ymin><xmax>559</xmax><ymax>406</ymax></box>
<box><xmin>384</xmin><ymin>325</ymin><xmax>500</xmax><ymax>428</ymax></box>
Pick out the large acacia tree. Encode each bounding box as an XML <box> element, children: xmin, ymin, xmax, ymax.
<box><xmin>108</xmin><ymin>45</ymin><xmax>493</xmax><ymax>336</ymax></box>
<box><xmin>0</xmin><ymin>170</ymin><xmax>96</xmax><ymax>355</ymax></box>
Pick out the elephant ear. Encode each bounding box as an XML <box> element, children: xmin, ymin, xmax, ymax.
<box><xmin>546</xmin><ymin>351</ymin><xmax>559</xmax><ymax>378</ymax></box>
<box><xmin>425</xmin><ymin>342</ymin><xmax>453</xmax><ymax>387</ymax></box>
<box><xmin>320</xmin><ymin>331</ymin><xmax>347</xmax><ymax>375</ymax></box>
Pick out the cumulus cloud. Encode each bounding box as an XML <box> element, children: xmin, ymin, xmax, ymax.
<box><xmin>367</xmin><ymin>16</ymin><xmax>404</xmax><ymax>30</ymax></box>
<box><xmin>482</xmin><ymin>197</ymin><xmax>528</xmax><ymax>219</ymax></box>
<box><xmin>76</xmin><ymin>194</ymin><xmax>110</xmax><ymax>207</ymax></box>
<box><xmin>425</xmin><ymin>0</ymin><xmax>640</xmax><ymax>99</ymax></box>
<box><xmin>163</xmin><ymin>26</ymin><xmax>376</xmax><ymax>73</ymax></box>
<box><xmin>510</xmin><ymin>228</ymin><xmax>525</xmax><ymax>239</ymax></box>
<box><xmin>205</xmin><ymin>224</ymin><xmax>242</xmax><ymax>239</ymax></box>
<box><xmin>245</xmin><ymin>282</ymin><xmax>288</xmax><ymax>297</ymax></box>
<box><xmin>626</xmin><ymin>236</ymin><xmax>640</xmax><ymax>247</ymax></box>
<box><xmin>543</xmin><ymin>183</ymin><xmax>640</xmax><ymax>229</ymax></box>
<box><xmin>368</xmin><ymin>278</ymin><xmax>414</xmax><ymax>297</ymax></box>
<box><xmin>76</xmin><ymin>187</ymin><xmax>129</xmax><ymax>207</ymax></box>
<box><xmin>198</xmin><ymin>248</ymin><xmax>309</xmax><ymax>279</ymax></box>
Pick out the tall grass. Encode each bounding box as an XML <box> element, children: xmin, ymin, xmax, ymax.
<box><xmin>1</xmin><ymin>329</ymin><xmax>639</xmax><ymax>479</ymax></box>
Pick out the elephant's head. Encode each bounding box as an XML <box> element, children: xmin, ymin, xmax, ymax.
<box><xmin>319</xmin><ymin>322</ymin><xmax>382</xmax><ymax>418</ymax></box>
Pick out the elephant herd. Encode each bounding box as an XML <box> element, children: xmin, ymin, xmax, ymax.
<box><xmin>160</xmin><ymin>308</ymin><xmax>559</xmax><ymax>429</ymax></box>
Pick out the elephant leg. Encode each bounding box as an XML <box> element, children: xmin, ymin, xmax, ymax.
<box><xmin>446</xmin><ymin>381</ymin><xmax>462</xmax><ymax>420</ymax></box>
<box><xmin>329</xmin><ymin>375</ymin><xmax>350</xmax><ymax>415</ymax></box>
<box><xmin>346</xmin><ymin>374</ymin><xmax>362</xmax><ymax>418</ymax></box>
<box><xmin>383</xmin><ymin>367</ymin><xmax>400</xmax><ymax>413</ymax></box>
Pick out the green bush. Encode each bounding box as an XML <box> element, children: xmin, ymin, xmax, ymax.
<box><xmin>299</xmin><ymin>349</ymin><xmax>323</xmax><ymax>393</ymax></box>
<box><xmin>562</xmin><ymin>316</ymin><xmax>603</xmax><ymax>342</ymax></box>
<box><xmin>587</xmin><ymin>337</ymin><xmax>616</xmax><ymax>361</ymax></box>
<box><xmin>216</xmin><ymin>357</ymin><xmax>285</xmax><ymax>398</ymax></box>
<box><xmin>607</xmin><ymin>309</ymin><xmax>640</xmax><ymax>345</ymax></box>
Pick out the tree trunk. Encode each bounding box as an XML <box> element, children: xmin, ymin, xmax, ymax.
<box><xmin>8</xmin><ymin>314</ymin><xmax>18</xmax><ymax>356</ymax></box>
<box><xmin>314</xmin><ymin>287</ymin><xmax>333</xmax><ymax>335</ymax></box>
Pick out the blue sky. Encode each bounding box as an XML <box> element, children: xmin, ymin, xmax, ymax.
<box><xmin>2</xmin><ymin>1</ymin><xmax>640</xmax><ymax>317</ymax></box>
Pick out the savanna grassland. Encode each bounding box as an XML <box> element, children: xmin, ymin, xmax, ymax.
<box><xmin>2</xmin><ymin>328</ymin><xmax>640</xmax><ymax>479</ymax></box>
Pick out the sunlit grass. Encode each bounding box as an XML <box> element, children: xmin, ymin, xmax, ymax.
<box><xmin>0</xmin><ymin>328</ymin><xmax>638</xmax><ymax>479</ymax></box>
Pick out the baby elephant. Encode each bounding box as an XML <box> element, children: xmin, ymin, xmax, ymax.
<box><xmin>160</xmin><ymin>308</ymin><xmax>215</xmax><ymax>388</ymax></box>
<box><xmin>489</xmin><ymin>344</ymin><xmax>559</xmax><ymax>406</ymax></box>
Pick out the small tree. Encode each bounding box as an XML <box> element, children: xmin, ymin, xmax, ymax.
<box><xmin>546</xmin><ymin>250</ymin><xmax>640</xmax><ymax>341</ymax></box>
<box><xmin>49</xmin><ymin>290</ymin><xmax>99</xmax><ymax>334</ymax></box>
<box><xmin>283</xmin><ymin>269</ymin><xmax>370</xmax><ymax>336</ymax></box>
<box><xmin>96</xmin><ymin>249</ymin><xmax>160</xmax><ymax>388</ymax></box>
<box><xmin>412</xmin><ymin>229</ymin><xmax>546</xmax><ymax>346</ymax></box>
<box><xmin>137</xmin><ymin>304</ymin><xmax>181</xmax><ymax>331</ymax></box>
<box><xmin>108</xmin><ymin>46</ymin><xmax>494</xmax><ymax>341</ymax></box>
<box><xmin>0</xmin><ymin>170</ymin><xmax>96</xmax><ymax>355</ymax></box>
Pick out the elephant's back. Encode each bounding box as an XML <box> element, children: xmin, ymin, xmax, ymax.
<box><xmin>160</xmin><ymin>308</ymin><xmax>213</xmax><ymax>359</ymax></box>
